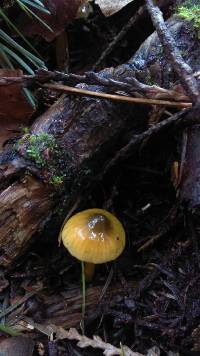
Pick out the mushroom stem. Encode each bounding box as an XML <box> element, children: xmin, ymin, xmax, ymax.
<box><xmin>80</xmin><ymin>262</ymin><xmax>95</xmax><ymax>334</ymax></box>
<box><xmin>84</xmin><ymin>262</ymin><xmax>95</xmax><ymax>282</ymax></box>
<box><xmin>81</xmin><ymin>261</ymin><xmax>86</xmax><ymax>334</ymax></box>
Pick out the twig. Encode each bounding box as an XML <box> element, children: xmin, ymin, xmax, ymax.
<box><xmin>145</xmin><ymin>0</ymin><xmax>200</xmax><ymax>103</ymax></box>
<box><xmin>0</xmin><ymin>69</ymin><xmax>199</xmax><ymax>107</ymax></box>
<box><xmin>0</xmin><ymin>69</ymin><xmax>196</xmax><ymax>101</ymax></box>
<box><xmin>43</xmin><ymin>83</ymin><xmax>192</xmax><ymax>108</ymax></box>
<box><xmin>98</xmin><ymin>267</ymin><xmax>114</xmax><ymax>302</ymax></box>
<box><xmin>58</xmin><ymin>196</ymin><xmax>81</xmax><ymax>245</ymax></box>
<box><xmin>103</xmin><ymin>109</ymin><xmax>189</xmax><ymax>173</ymax></box>
<box><xmin>0</xmin><ymin>289</ymin><xmax>42</xmax><ymax>320</ymax></box>
<box><xmin>137</xmin><ymin>205</ymin><xmax>179</xmax><ymax>252</ymax></box>
<box><xmin>92</xmin><ymin>6</ymin><xmax>145</xmax><ymax>70</ymax></box>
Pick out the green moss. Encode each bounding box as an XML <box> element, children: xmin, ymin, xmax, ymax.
<box><xmin>26</xmin><ymin>132</ymin><xmax>57</xmax><ymax>167</ymax></box>
<box><xmin>177</xmin><ymin>2</ymin><xmax>200</xmax><ymax>37</ymax></box>
<box><xmin>49</xmin><ymin>175</ymin><xmax>64</xmax><ymax>186</ymax></box>
<box><xmin>22</xmin><ymin>126</ymin><xmax>30</xmax><ymax>135</ymax></box>
<box><xmin>16</xmin><ymin>132</ymin><xmax>67</xmax><ymax>188</ymax></box>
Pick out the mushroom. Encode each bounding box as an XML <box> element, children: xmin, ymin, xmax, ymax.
<box><xmin>61</xmin><ymin>208</ymin><xmax>126</xmax><ymax>281</ymax></box>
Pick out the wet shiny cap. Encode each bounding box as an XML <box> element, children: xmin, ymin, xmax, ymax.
<box><xmin>61</xmin><ymin>208</ymin><xmax>125</xmax><ymax>264</ymax></box>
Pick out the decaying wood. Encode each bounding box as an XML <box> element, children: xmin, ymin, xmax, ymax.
<box><xmin>0</xmin><ymin>177</ymin><xmax>52</xmax><ymax>266</ymax></box>
<box><xmin>9</xmin><ymin>282</ymin><xmax>136</xmax><ymax>331</ymax></box>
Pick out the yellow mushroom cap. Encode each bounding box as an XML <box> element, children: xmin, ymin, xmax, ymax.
<box><xmin>61</xmin><ymin>208</ymin><xmax>125</xmax><ymax>264</ymax></box>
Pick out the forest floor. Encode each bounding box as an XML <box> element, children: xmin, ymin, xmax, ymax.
<box><xmin>0</xmin><ymin>1</ymin><xmax>200</xmax><ymax>355</ymax></box>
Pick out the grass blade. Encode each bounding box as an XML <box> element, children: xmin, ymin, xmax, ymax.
<box><xmin>0</xmin><ymin>7</ymin><xmax>42</xmax><ymax>57</ymax></box>
<box><xmin>0</xmin><ymin>47</ymin><xmax>14</xmax><ymax>68</ymax></box>
<box><xmin>23</xmin><ymin>87</ymin><xmax>37</xmax><ymax>109</ymax></box>
<box><xmin>0</xmin><ymin>43</ymin><xmax>34</xmax><ymax>74</ymax></box>
<box><xmin>16</xmin><ymin>0</ymin><xmax>53</xmax><ymax>32</ymax></box>
<box><xmin>0</xmin><ymin>324</ymin><xmax>19</xmax><ymax>337</ymax></box>
<box><xmin>0</xmin><ymin>28</ymin><xmax>46</xmax><ymax>68</ymax></box>
<box><xmin>19</xmin><ymin>0</ymin><xmax>51</xmax><ymax>14</ymax></box>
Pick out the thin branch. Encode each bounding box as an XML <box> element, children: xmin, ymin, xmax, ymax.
<box><xmin>92</xmin><ymin>6</ymin><xmax>145</xmax><ymax>70</ymax></box>
<box><xmin>145</xmin><ymin>0</ymin><xmax>200</xmax><ymax>103</ymax></box>
<box><xmin>0</xmin><ymin>69</ymin><xmax>199</xmax><ymax>106</ymax></box>
<box><xmin>103</xmin><ymin>109</ymin><xmax>189</xmax><ymax>173</ymax></box>
<box><xmin>0</xmin><ymin>289</ymin><xmax>42</xmax><ymax>321</ymax></box>
<box><xmin>43</xmin><ymin>83</ymin><xmax>192</xmax><ymax>108</ymax></box>
<box><xmin>0</xmin><ymin>69</ymin><xmax>194</xmax><ymax>100</ymax></box>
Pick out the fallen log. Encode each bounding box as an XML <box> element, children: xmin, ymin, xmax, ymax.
<box><xmin>0</xmin><ymin>84</ymin><xmax>136</xmax><ymax>266</ymax></box>
<box><xmin>7</xmin><ymin>269</ymin><xmax>158</xmax><ymax>334</ymax></box>
<box><xmin>8</xmin><ymin>281</ymin><xmax>136</xmax><ymax>331</ymax></box>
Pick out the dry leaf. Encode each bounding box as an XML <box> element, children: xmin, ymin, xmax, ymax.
<box><xmin>18</xmin><ymin>321</ymin><xmax>144</xmax><ymax>356</ymax></box>
<box><xmin>95</xmin><ymin>0</ymin><xmax>134</xmax><ymax>17</ymax></box>
<box><xmin>56</xmin><ymin>327</ymin><xmax>144</xmax><ymax>356</ymax></box>
<box><xmin>0</xmin><ymin>69</ymin><xmax>34</xmax><ymax>149</ymax></box>
<box><xmin>16</xmin><ymin>0</ymin><xmax>87</xmax><ymax>41</ymax></box>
